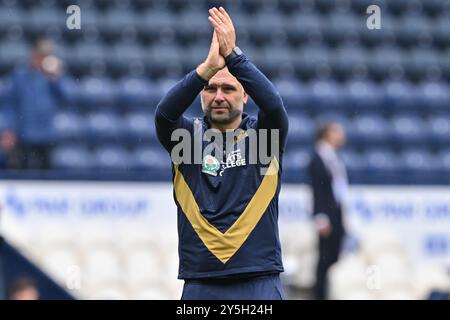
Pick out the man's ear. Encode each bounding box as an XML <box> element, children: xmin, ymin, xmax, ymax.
<box><xmin>200</xmin><ymin>93</ymin><xmax>206</xmax><ymax>112</ymax></box>
<box><xmin>243</xmin><ymin>91</ymin><xmax>249</xmax><ymax>104</ymax></box>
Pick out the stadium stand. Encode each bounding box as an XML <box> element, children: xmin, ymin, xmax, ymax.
<box><xmin>0</xmin><ymin>0</ymin><xmax>448</xmax><ymax>184</ymax></box>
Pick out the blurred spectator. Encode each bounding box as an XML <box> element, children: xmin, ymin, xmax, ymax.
<box><xmin>7</xmin><ymin>277</ymin><xmax>40</xmax><ymax>300</ymax></box>
<box><xmin>308</xmin><ymin>122</ymin><xmax>348</xmax><ymax>300</ymax></box>
<box><xmin>1</xmin><ymin>36</ymin><xmax>68</xmax><ymax>170</ymax></box>
<box><xmin>428</xmin><ymin>290</ymin><xmax>450</xmax><ymax>300</ymax></box>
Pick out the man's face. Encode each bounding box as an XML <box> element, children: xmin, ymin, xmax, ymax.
<box><xmin>31</xmin><ymin>39</ymin><xmax>54</xmax><ymax>67</ymax></box>
<box><xmin>200</xmin><ymin>68</ymin><xmax>248</xmax><ymax>125</ymax></box>
<box><xmin>329</xmin><ymin>124</ymin><xmax>346</xmax><ymax>148</ymax></box>
<box><xmin>10</xmin><ymin>287</ymin><xmax>39</xmax><ymax>300</ymax></box>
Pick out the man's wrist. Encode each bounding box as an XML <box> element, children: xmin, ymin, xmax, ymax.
<box><xmin>223</xmin><ymin>48</ymin><xmax>234</xmax><ymax>58</ymax></box>
<box><xmin>196</xmin><ymin>62</ymin><xmax>220</xmax><ymax>81</ymax></box>
<box><xmin>225</xmin><ymin>46</ymin><xmax>242</xmax><ymax>64</ymax></box>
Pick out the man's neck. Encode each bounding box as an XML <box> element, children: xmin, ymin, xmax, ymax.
<box><xmin>317</xmin><ymin>140</ymin><xmax>337</xmax><ymax>153</ymax></box>
<box><xmin>209</xmin><ymin>117</ymin><xmax>242</xmax><ymax>132</ymax></box>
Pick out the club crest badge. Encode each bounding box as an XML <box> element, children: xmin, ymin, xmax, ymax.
<box><xmin>202</xmin><ymin>155</ymin><xmax>220</xmax><ymax>176</ymax></box>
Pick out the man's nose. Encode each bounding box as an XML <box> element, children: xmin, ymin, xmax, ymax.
<box><xmin>214</xmin><ymin>89</ymin><xmax>225</xmax><ymax>103</ymax></box>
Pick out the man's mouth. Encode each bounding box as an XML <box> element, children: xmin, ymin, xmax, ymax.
<box><xmin>211</xmin><ymin>106</ymin><xmax>228</xmax><ymax>112</ymax></box>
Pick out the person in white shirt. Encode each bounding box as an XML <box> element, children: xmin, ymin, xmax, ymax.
<box><xmin>308</xmin><ymin>122</ymin><xmax>348</xmax><ymax>300</ymax></box>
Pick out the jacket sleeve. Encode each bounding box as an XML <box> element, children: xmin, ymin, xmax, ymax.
<box><xmin>308</xmin><ymin>155</ymin><xmax>334</xmax><ymax>217</ymax></box>
<box><xmin>154</xmin><ymin>70</ymin><xmax>207</xmax><ymax>152</ymax></box>
<box><xmin>226</xmin><ymin>54</ymin><xmax>289</xmax><ymax>153</ymax></box>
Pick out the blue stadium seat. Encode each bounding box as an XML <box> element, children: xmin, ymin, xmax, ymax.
<box><xmin>183</xmin><ymin>44</ymin><xmax>210</xmax><ymax>72</ymax></box>
<box><xmin>416</xmin><ymin>81</ymin><xmax>450</xmax><ymax>112</ymax></box>
<box><xmin>157</xmin><ymin>77</ymin><xmax>180</xmax><ymax>97</ymax></box>
<box><xmin>54</xmin><ymin>43</ymin><xmax>73</xmax><ymax>65</ymax></box>
<box><xmin>400</xmin><ymin>149</ymin><xmax>436</xmax><ymax>172</ymax></box>
<box><xmin>396</xmin><ymin>15</ymin><xmax>433</xmax><ymax>47</ymax></box>
<box><xmin>27</xmin><ymin>7</ymin><xmax>65</xmax><ymax>36</ymax></box>
<box><xmin>443</xmin><ymin>47</ymin><xmax>450</xmax><ymax>80</ymax></box>
<box><xmin>382</xmin><ymin>80</ymin><xmax>420</xmax><ymax>112</ymax></box>
<box><xmin>0</xmin><ymin>40</ymin><xmax>29</xmax><ymax>70</ymax></box>
<box><xmin>0</xmin><ymin>6</ymin><xmax>26</xmax><ymax>35</ymax></box>
<box><xmin>137</xmin><ymin>9</ymin><xmax>177</xmax><ymax>41</ymax></box>
<box><xmin>391</xmin><ymin>114</ymin><xmax>429</xmax><ymax>145</ymax></box>
<box><xmin>370</xmin><ymin>46</ymin><xmax>404</xmax><ymax>80</ymax></box>
<box><xmin>341</xmin><ymin>149</ymin><xmax>366</xmax><ymax>172</ymax></box>
<box><xmin>123</xmin><ymin>112</ymin><xmax>155</xmax><ymax>142</ymax></box>
<box><xmin>386</xmin><ymin>0</ymin><xmax>417</xmax><ymax>15</ymax></box>
<box><xmin>343</xmin><ymin>80</ymin><xmax>384</xmax><ymax>112</ymax></box>
<box><xmin>107</xmin><ymin>43</ymin><xmax>145</xmax><ymax>75</ymax></box>
<box><xmin>130</xmin><ymin>146</ymin><xmax>172</xmax><ymax>170</ymax></box>
<box><xmin>85</xmin><ymin>112</ymin><xmax>123</xmax><ymax>140</ymax></box>
<box><xmin>103</xmin><ymin>9</ymin><xmax>138</xmax><ymax>38</ymax></box>
<box><xmin>241</xmin><ymin>0</ymin><xmax>280</xmax><ymax>13</ymax></box>
<box><xmin>433</xmin><ymin>14</ymin><xmax>450</xmax><ymax>48</ymax></box>
<box><xmin>260</xmin><ymin>47</ymin><xmax>294</xmax><ymax>77</ymax></box>
<box><xmin>53</xmin><ymin>111</ymin><xmax>85</xmax><ymax>141</ymax></box>
<box><xmin>62</xmin><ymin>0</ymin><xmax>96</xmax><ymax>10</ymax></box>
<box><xmin>273</xmin><ymin>78</ymin><xmax>311</xmax><ymax>113</ymax></box>
<box><xmin>285</xmin><ymin>13</ymin><xmax>324</xmax><ymax>45</ymax></box>
<box><xmin>315</xmin><ymin>0</ymin><xmax>347</xmax><ymax>13</ymax></box>
<box><xmin>0</xmin><ymin>78</ymin><xmax>7</xmax><ymax>103</ymax></box>
<box><xmin>250</xmin><ymin>11</ymin><xmax>287</xmax><ymax>46</ymax></box>
<box><xmin>223</xmin><ymin>11</ymin><xmax>251</xmax><ymax>41</ymax></box>
<box><xmin>287</xmin><ymin>113</ymin><xmax>314</xmax><ymax>144</ymax></box>
<box><xmin>422</xmin><ymin>0</ymin><xmax>446</xmax><ymax>16</ymax></box>
<box><xmin>406</xmin><ymin>48</ymin><xmax>441</xmax><ymax>81</ymax></box>
<box><xmin>241</xmin><ymin>45</ymin><xmax>265</xmax><ymax>69</ymax></box>
<box><xmin>428</xmin><ymin>115</ymin><xmax>450</xmax><ymax>145</ymax></box>
<box><xmin>93</xmin><ymin>146</ymin><xmax>131</xmax><ymax>170</ymax></box>
<box><xmin>77</xmin><ymin>77</ymin><xmax>117</xmax><ymax>106</ymax></box>
<box><xmin>52</xmin><ymin>145</ymin><xmax>93</xmax><ymax>169</ymax></box>
<box><xmin>351</xmin><ymin>0</ymin><xmax>388</xmax><ymax>13</ymax></box>
<box><xmin>308</xmin><ymin>80</ymin><xmax>345</xmax><ymax>111</ymax></box>
<box><xmin>332</xmin><ymin>46</ymin><xmax>369</xmax><ymax>79</ymax></box>
<box><xmin>146</xmin><ymin>44</ymin><xmax>183</xmax><ymax>77</ymax></box>
<box><xmin>323</xmin><ymin>11</ymin><xmax>360</xmax><ymax>45</ymax></box>
<box><xmin>295</xmin><ymin>45</ymin><xmax>332</xmax><ymax>78</ymax></box>
<box><xmin>283</xmin><ymin>148</ymin><xmax>311</xmax><ymax>171</ymax></box>
<box><xmin>116</xmin><ymin>77</ymin><xmax>161</xmax><ymax>107</ymax></box>
<box><xmin>72</xmin><ymin>42</ymin><xmax>107</xmax><ymax>72</ymax></box>
<box><xmin>437</xmin><ymin>149</ymin><xmax>450</xmax><ymax>171</ymax></box>
<box><xmin>0</xmin><ymin>110</ymin><xmax>10</xmax><ymax>132</ymax></box>
<box><xmin>278</xmin><ymin>0</ymin><xmax>301</xmax><ymax>12</ymax></box>
<box><xmin>363</xmin><ymin>148</ymin><xmax>400</xmax><ymax>172</ymax></box>
<box><xmin>352</xmin><ymin>114</ymin><xmax>392</xmax><ymax>145</ymax></box>
<box><xmin>176</xmin><ymin>9</ymin><xmax>211</xmax><ymax>43</ymax></box>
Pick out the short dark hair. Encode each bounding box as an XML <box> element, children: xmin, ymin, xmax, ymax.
<box><xmin>316</xmin><ymin>122</ymin><xmax>336</xmax><ymax>141</ymax></box>
<box><xmin>31</xmin><ymin>36</ymin><xmax>54</xmax><ymax>55</ymax></box>
<box><xmin>32</xmin><ymin>35</ymin><xmax>48</xmax><ymax>48</ymax></box>
<box><xmin>7</xmin><ymin>277</ymin><xmax>38</xmax><ymax>299</ymax></box>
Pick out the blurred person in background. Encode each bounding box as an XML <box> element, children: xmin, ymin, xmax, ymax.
<box><xmin>7</xmin><ymin>277</ymin><xmax>39</xmax><ymax>300</ymax></box>
<box><xmin>308</xmin><ymin>122</ymin><xmax>348</xmax><ymax>300</ymax></box>
<box><xmin>0</xmin><ymin>36</ymin><xmax>68</xmax><ymax>170</ymax></box>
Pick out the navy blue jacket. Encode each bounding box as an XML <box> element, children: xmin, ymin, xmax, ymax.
<box><xmin>155</xmin><ymin>54</ymin><xmax>289</xmax><ymax>279</ymax></box>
